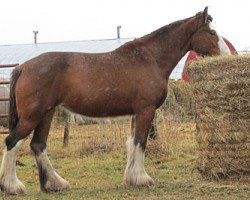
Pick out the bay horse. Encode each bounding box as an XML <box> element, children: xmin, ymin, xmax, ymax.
<box><xmin>0</xmin><ymin>7</ymin><xmax>230</xmax><ymax>195</ymax></box>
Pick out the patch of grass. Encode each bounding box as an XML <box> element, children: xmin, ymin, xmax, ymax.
<box><xmin>0</xmin><ymin>121</ymin><xmax>249</xmax><ymax>200</ymax></box>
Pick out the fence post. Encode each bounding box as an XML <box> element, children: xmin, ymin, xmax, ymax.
<box><xmin>63</xmin><ymin>112</ymin><xmax>70</xmax><ymax>147</ymax></box>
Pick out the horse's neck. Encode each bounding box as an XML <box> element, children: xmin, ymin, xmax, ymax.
<box><xmin>143</xmin><ymin>17</ymin><xmax>199</xmax><ymax>79</ymax></box>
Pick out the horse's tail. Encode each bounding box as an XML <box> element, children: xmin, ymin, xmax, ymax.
<box><xmin>9</xmin><ymin>66</ymin><xmax>23</xmax><ymax>132</ymax></box>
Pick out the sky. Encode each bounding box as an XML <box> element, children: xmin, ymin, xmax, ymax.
<box><xmin>0</xmin><ymin>0</ymin><xmax>249</xmax><ymax>51</ymax></box>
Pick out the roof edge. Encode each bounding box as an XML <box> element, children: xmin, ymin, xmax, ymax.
<box><xmin>0</xmin><ymin>37</ymin><xmax>135</xmax><ymax>47</ymax></box>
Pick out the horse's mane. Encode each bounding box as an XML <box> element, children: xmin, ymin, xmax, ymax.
<box><xmin>142</xmin><ymin>17</ymin><xmax>191</xmax><ymax>39</ymax></box>
<box><xmin>116</xmin><ymin>16</ymin><xmax>193</xmax><ymax>52</ymax></box>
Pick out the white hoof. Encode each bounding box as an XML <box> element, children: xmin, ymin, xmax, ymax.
<box><xmin>43</xmin><ymin>175</ymin><xmax>70</xmax><ymax>192</ymax></box>
<box><xmin>124</xmin><ymin>172</ymin><xmax>155</xmax><ymax>187</ymax></box>
<box><xmin>0</xmin><ymin>178</ymin><xmax>26</xmax><ymax>195</ymax></box>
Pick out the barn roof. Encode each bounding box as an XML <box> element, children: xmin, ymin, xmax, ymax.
<box><xmin>0</xmin><ymin>38</ymin><xmax>186</xmax><ymax>80</ymax></box>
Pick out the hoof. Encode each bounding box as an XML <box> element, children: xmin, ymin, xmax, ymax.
<box><xmin>124</xmin><ymin>172</ymin><xmax>155</xmax><ymax>187</ymax></box>
<box><xmin>43</xmin><ymin>177</ymin><xmax>70</xmax><ymax>192</ymax></box>
<box><xmin>0</xmin><ymin>178</ymin><xmax>26</xmax><ymax>195</ymax></box>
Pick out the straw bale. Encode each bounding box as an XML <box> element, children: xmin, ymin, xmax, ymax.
<box><xmin>160</xmin><ymin>80</ymin><xmax>195</xmax><ymax>121</ymax></box>
<box><xmin>187</xmin><ymin>55</ymin><xmax>250</xmax><ymax>180</ymax></box>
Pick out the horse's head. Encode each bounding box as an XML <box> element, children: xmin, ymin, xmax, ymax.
<box><xmin>190</xmin><ymin>7</ymin><xmax>230</xmax><ymax>56</ymax></box>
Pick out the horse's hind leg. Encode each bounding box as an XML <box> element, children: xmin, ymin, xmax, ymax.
<box><xmin>30</xmin><ymin>109</ymin><xmax>70</xmax><ymax>192</ymax></box>
<box><xmin>0</xmin><ymin>140</ymin><xmax>25</xmax><ymax>194</ymax></box>
<box><xmin>0</xmin><ymin>119</ymin><xmax>37</xmax><ymax>194</ymax></box>
<box><xmin>124</xmin><ymin>107</ymin><xmax>155</xmax><ymax>186</ymax></box>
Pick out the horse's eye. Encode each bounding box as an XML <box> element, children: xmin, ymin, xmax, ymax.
<box><xmin>210</xmin><ymin>30</ymin><xmax>217</xmax><ymax>36</ymax></box>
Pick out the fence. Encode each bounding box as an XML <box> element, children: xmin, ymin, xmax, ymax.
<box><xmin>0</xmin><ymin>64</ymin><xmax>18</xmax><ymax>134</ymax></box>
<box><xmin>55</xmin><ymin>79</ymin><xmax>195</xmax><ymax>148</ymax></box>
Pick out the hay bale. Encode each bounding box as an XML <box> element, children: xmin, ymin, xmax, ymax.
<box><xmin>186</xmin><ymin>55</ymin><xmax>250</xmax><ymax>179</ymax></box>
<box><xmin>160</xmin><ymin>80</ymin><xmax>195</xmax><ymax>121</ymax></box>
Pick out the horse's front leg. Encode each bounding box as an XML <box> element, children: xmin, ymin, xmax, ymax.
<box><xmin>124</xmin><ymin>107</ymin><xmax>155</xmax><ymax>186</ymax></box>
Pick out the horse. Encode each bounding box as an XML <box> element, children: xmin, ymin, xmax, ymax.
<box><xmin>0</xmin><ymin>7</ymin><xmax>230</xmax><ymax>195</ymax></box>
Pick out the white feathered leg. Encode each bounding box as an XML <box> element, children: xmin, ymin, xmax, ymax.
<box><xmin>35</xmin><ymin>150</ymin><xmax>70</xmax><ymax>192</ymax></box>
<box><xmin>124</xmin><ymin>136</ymin><xmax>154</xmax><ymax>186</ymax></box>
<box><xmin>0</xmin><ymin>140</ymin><xmax>25</xmax><ymax>194</ymax></box>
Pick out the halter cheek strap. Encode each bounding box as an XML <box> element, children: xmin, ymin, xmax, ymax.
<box><xmin>207</xmin><ymin>15</ymin><xmax>213</xmax><ymax>22</ymax></box>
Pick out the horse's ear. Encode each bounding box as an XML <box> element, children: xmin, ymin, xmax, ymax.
<box><xmin>203</xmin><ymin>6</ymin><xmax>209</xmax><ymax>23</ymax></box>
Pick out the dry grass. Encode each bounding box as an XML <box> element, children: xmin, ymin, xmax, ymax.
<box><xmin>187</xmin><ymin>55</ymin><xmax>250</xmax><ymax>180</ymax></box>
<box><xmin>0</xmin><ymin>117</ymin><xmax>196</xmax><ymax>159</ymax></box>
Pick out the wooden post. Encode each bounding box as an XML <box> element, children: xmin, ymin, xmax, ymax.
<box><xmin>63</xmin><ymin>112</ymin><xmax>70</xmax><ymax>147</ymax></box>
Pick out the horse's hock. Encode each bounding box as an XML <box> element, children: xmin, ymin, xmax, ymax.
<box><xmin>187</xmin><ymin>55</ymin><xmax>250</xmax><ymax>179</ymax></box>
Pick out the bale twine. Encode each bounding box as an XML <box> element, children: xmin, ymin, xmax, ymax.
<box><xmin>186</xmin><ymin>55</ymin><xmax>250</xmax><ymax>180</ymax></box>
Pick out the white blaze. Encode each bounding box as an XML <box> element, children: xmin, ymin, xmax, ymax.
<box><xmin>209</xmin><ymin>23</ymin><xmax>231</xmax><ymax>55</ymax></box>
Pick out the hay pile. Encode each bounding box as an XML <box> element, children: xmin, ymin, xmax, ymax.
<box><xmin>160</xmin><ymin>80</ymin><xmax>195</xmax><ymax>121</ymax></box>
<box><xmin>186</xmin><ymin>55</ymin><xmax>250</xmax><ymax>179</ymax></box>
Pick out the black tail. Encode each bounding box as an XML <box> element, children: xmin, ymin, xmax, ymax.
<box><xmin>9</xmin><ymin>67</ymin><xmax>23</xmax><ymax>131</ymax></box>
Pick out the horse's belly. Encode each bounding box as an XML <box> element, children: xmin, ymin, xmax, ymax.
<box><xmin>64</xmin><ymin>96</ymin><xmax>134</xmax><ymax>117</ymax></box>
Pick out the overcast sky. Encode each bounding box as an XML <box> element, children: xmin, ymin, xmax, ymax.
<box><xmin>0</xmin><ymin>0</ymin><xmax>249</xmax><ymax>51</ymax></box>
